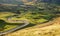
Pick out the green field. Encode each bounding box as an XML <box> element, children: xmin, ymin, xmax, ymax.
<box><xmin>0</xmin><ymin>11</ymin><xmax>55</xmax><ymax>32</ymax></box>
<box><xmin>0</xmin><ymin>1</ymin><xmax>60</xmax><ymax>34</ymax></box>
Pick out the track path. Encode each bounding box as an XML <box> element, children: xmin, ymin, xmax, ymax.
<box><xmin>0</xmin><ymin>19</ymin><xmax>29</xmax><ymax>35</ymax></box>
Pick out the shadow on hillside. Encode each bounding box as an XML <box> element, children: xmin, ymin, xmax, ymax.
<box><xmin>1</xmin><ymin>18</ymin><xmax>56</xmax><ymax>33</ymax></box>
<box><xmin>0</xmin><ymin>20</ymin><xmax>23</xmax><ymax>31</ymax></box>
<box><xmin>0</xmin><ymin>20</ymin><xmax>36</xmax><ymax>32</ymax></box>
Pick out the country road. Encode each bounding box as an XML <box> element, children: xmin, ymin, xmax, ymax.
<box><xmin>0</xmin><ymin>19</ymin><xmax>29</xmax><ymax>35</ymax></box>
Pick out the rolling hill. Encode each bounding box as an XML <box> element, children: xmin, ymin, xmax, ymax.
<box><xmin>0</xmin><ymin>0</ymin><xmax>60</xmax><ymax>5</ymax></box>
<box><xmin>0</xmin><ymin>0</ymin><xmax>23</xmax><ymax>4</ymax></box>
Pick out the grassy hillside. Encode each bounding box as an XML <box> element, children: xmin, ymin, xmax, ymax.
<box><xmin>0</xmin><ymin>0</ymin><xmax>60</xmax><ymax>36</ymax></box>
<box><xmin>5</xmin><ymin>17</ymin><xmax>60</xmax><ymax>36</ymax></box>
<box><xmin>0</xmin><ymin>0</ymin><xmax>23</xmax><ymax>4</ymax></box>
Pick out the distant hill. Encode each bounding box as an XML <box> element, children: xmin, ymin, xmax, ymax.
<box><xmin>0</xmin><ymin>0</ymin><xmax>23</xmax><ymax>4</ymax></box>
<box><xmin>0</xmin><ymin>0</ymin><xmax>60</xmax><ymax>5</ymax></box>
<box><xmin>41</xmin><ymin>0</ymin><xmax>60</xmax><ymax>4</ymax></box>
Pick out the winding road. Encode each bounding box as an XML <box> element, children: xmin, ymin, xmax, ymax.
<box><xmin>3</xmin><ymin>17</ymin><xmax>60</xmax><ymax>36</ymax></box>
<box><xmin>0</xmin><ymin>16</ymin><xmax>60</xmax><ymax>36</ymax></box>
<box><xmin>0</xmin><ymin>19</ymin><xmax>29</xmax><ymax>35</ymax></box>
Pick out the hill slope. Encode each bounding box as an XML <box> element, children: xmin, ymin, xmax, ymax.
<box><xmin>0</xmin><ymin>0</ymin><xmax>23</xmax><ymax>4</ymax></box>
<box><xmin>0</xmin><ymin>0</ymin><xmax>60</xmax><ymax>4</ymax></box>
<box><xmin>5</xmin><ymin>17</ymin><xmax>60</xmax><ymax>36</ymax></box>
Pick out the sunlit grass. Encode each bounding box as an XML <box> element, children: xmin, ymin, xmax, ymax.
<box><xmin>0</xmin><ymin>12</ymin><xmax>54</xmax><ymax>33</ymax></box>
